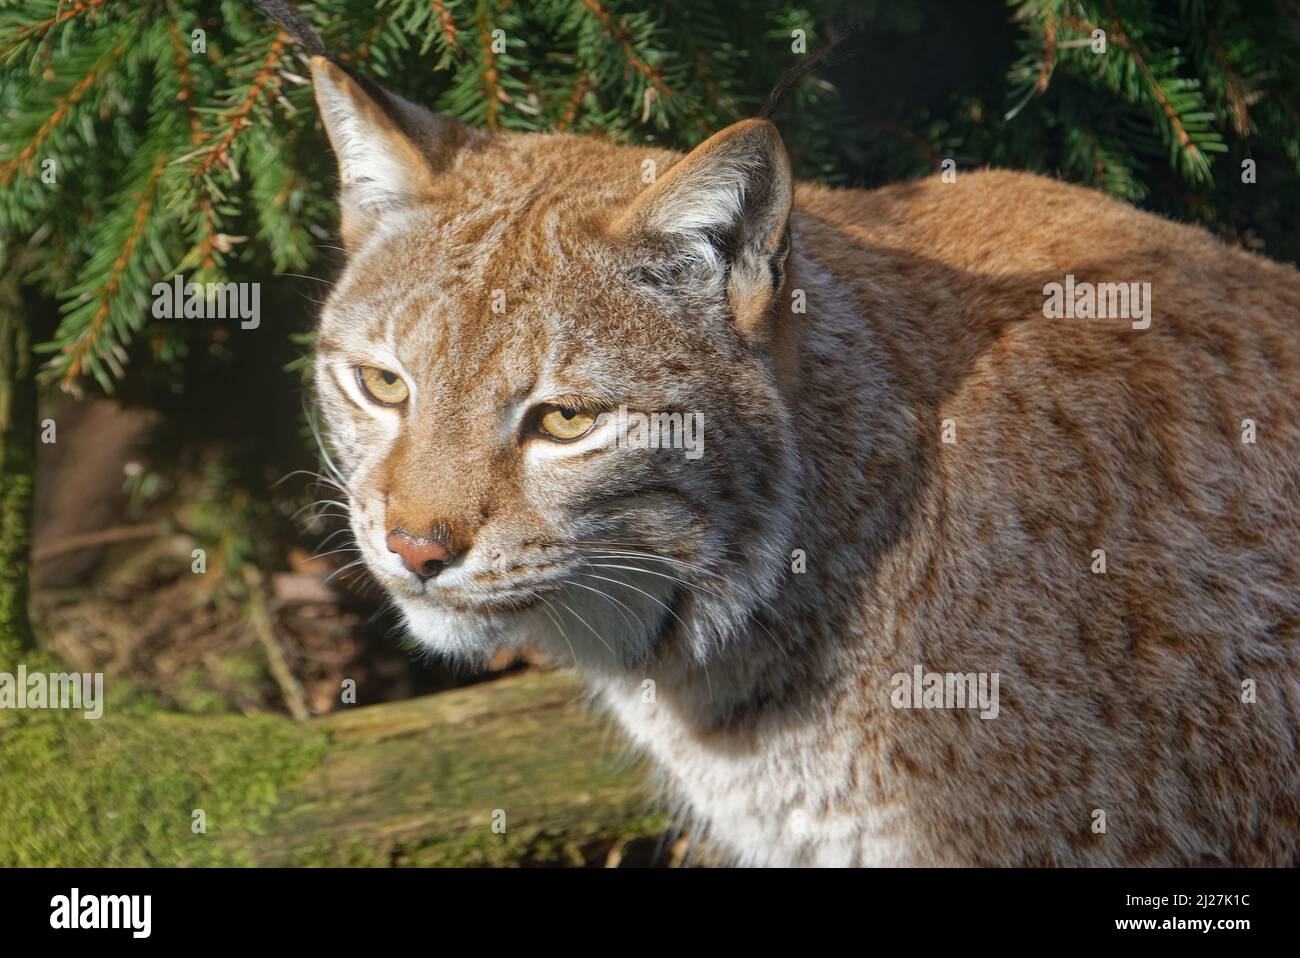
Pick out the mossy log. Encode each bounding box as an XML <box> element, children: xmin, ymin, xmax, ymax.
<box><xmin>0</xmin><ymin>669</ymin><xmax>674</xmax><ymax>867</ymax></box>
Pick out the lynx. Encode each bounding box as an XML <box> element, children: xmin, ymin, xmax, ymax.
<box><xmin>308</xmin><ymin>56</ymin><xmax>1299</xmax><ymax>866</ymax></box>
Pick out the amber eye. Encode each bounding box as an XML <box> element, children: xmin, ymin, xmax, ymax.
<box><xmin>538</xmin><ymin>405</ymin><xmax>598</xmax><ymax>441</ymax></box>
<box><xmin>356</xmin><ymin>365</ymin><xmax>409</xmax><ymax>405</ymax></box>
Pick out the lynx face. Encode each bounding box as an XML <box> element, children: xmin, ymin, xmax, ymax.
<box><xmin>310</xmin><ymin>58</ymin><xmax>800</xmax><ymax>672</ymax></box>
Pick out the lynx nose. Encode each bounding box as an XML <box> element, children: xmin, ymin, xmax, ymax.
<box><xmin>386</xmin><ymin>531</ymin><xmax>453</xmax><ymax>580</ymax></box>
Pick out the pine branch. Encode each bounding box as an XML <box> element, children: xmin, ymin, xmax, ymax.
<box><xmin>1098</xmin><ymin>0</ymin><xmax>1224</xmax><ymax>182</ymax></box>
<box><xmin>0</xmin><ymin>31</ymin><xmax>131</xmax><ymax>188</ymax></box>
<box><xmin>554</xmin><ymin>74</ymin><xmax>590</xmax><ymax>132</ymax></box>
<box><xmin>0</xmin><ymin>0</ymin><xmax>114</xmax><ymax>65</ymax></box>
<box><xmin>176</xmin><ymin>30</ymin><xmax>289</xmax><ymax>274</ymax></box>
<box><xmin>475</xmin><ymin>3</ymin><xmax>506</xmax><ymax>131</ymax></box>
<box><xmin>1037</xmin><ymin>16</ymin><xmax>1057</xmax><ymax>96</ymax></box>
<box><xmin>192</xmin><ymin>32</ymin><xmax>289</xmax><ymax>182</ymax></box>
<box><xmin>165</xmin><ymin>17</ymin><xmax>207</xmax><ymax>146</ymax></box>
<box><xmin>38</xmin><ymin>145</ymin><xmax>171</xmax><ymax>391</ymax></box>
<box><xmin>350</xmin><ymin>7</ymin><xmax>399</xmax><ymax>64</ymax></box>
<box><xmin>1208</xmin><ymin>36</ymin><xmax>1251</xmax><ymax>135</ymax></box>
<box><xmin>579</xmin><ymin>0</ymin><xmax>673</xmax><ymax>101</ymax></box>
<box><xmin>436</xmin><ymin>0</ymin><xmax>530</xmax><ymax>130</ymax></box>
<box><xmin>432</xmin><ymin>0</ymin><xmax>459</xmax><ymax>56</ymax></box>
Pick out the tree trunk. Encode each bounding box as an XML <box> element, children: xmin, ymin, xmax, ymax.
<box><xmin>0</xmin><ymin>265</ymin><xmax>36</xmax><ymax>672</ymax></box>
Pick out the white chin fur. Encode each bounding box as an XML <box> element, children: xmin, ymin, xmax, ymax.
<box><xmin>393</xmin><ymin>596</ymin><xmax>529</xmax><ymax>667</ymax></box>
<box><xmin>392</xmin><ymin>580</ymin><xmax>669</xmax><ymax>673</ymax></box>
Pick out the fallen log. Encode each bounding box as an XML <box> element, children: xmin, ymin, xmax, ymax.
<box><xmin>0</xmin><ymin>669</ymin><xmax>678</xmax><ymax>867</ymax></box>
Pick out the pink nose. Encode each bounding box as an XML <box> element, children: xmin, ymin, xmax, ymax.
<box><xmin>386</xmin><ymin>532</ymin><xmax>452</xmax><ymax>579</ymax></box>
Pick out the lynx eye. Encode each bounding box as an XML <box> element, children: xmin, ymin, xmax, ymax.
<box><xmin>356</xmin><ymin>365</ymin><xmax>409</xmax><ymax>405</ymax></box>
<box><xmin>537</xmin><ymin>405</ymin><xmax>598</xmax><ymax>441</ymax></box>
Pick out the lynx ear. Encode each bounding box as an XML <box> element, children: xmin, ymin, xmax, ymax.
<box><xmin>310</xmin><ymin>56</ymin><xmax>482</xmax><ymax>249</ymax></box>
<box><xmin>616</xmin><ymin>119</ymin><xmax>794</xmax><ymax>333</ymax></box>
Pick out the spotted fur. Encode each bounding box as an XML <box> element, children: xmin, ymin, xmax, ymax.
<box><xmin>310</xmin><ymin>58</ymin><xmax>1300</xmax><ymax>866</ymax></box>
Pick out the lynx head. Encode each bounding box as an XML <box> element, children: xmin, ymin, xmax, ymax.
<box><xmin>309</xmin><ymin>57</ymin><xmax>803</xmax><ymax>673</ymax></box>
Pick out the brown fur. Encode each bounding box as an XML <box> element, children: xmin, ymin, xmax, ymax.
<box><xmin>309</xmin><ymin>57</ymin><xmax>1300</xmax><ymax>866</ymax></box>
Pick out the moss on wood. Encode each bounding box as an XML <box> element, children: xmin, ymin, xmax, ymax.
<box><xmin>0</xmin><ymin>669</ymin><xmax>668</xmax><ymax>866</ymax></box>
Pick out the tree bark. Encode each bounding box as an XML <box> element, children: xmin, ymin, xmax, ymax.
<box><xmin>248</xmin><ymin>669</ymin><xmax>676</xmax><ymax>866</ymax></box>
<box><xmin>0</xmin><ymin>264</ymin><xmax>36</xmax><ymax>672</ymax></box>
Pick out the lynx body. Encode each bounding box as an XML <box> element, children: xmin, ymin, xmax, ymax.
<box><xmin>309</xmin><ymin>58</ymin><xmax>1300</xmax><ymax>866</ymax></box>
